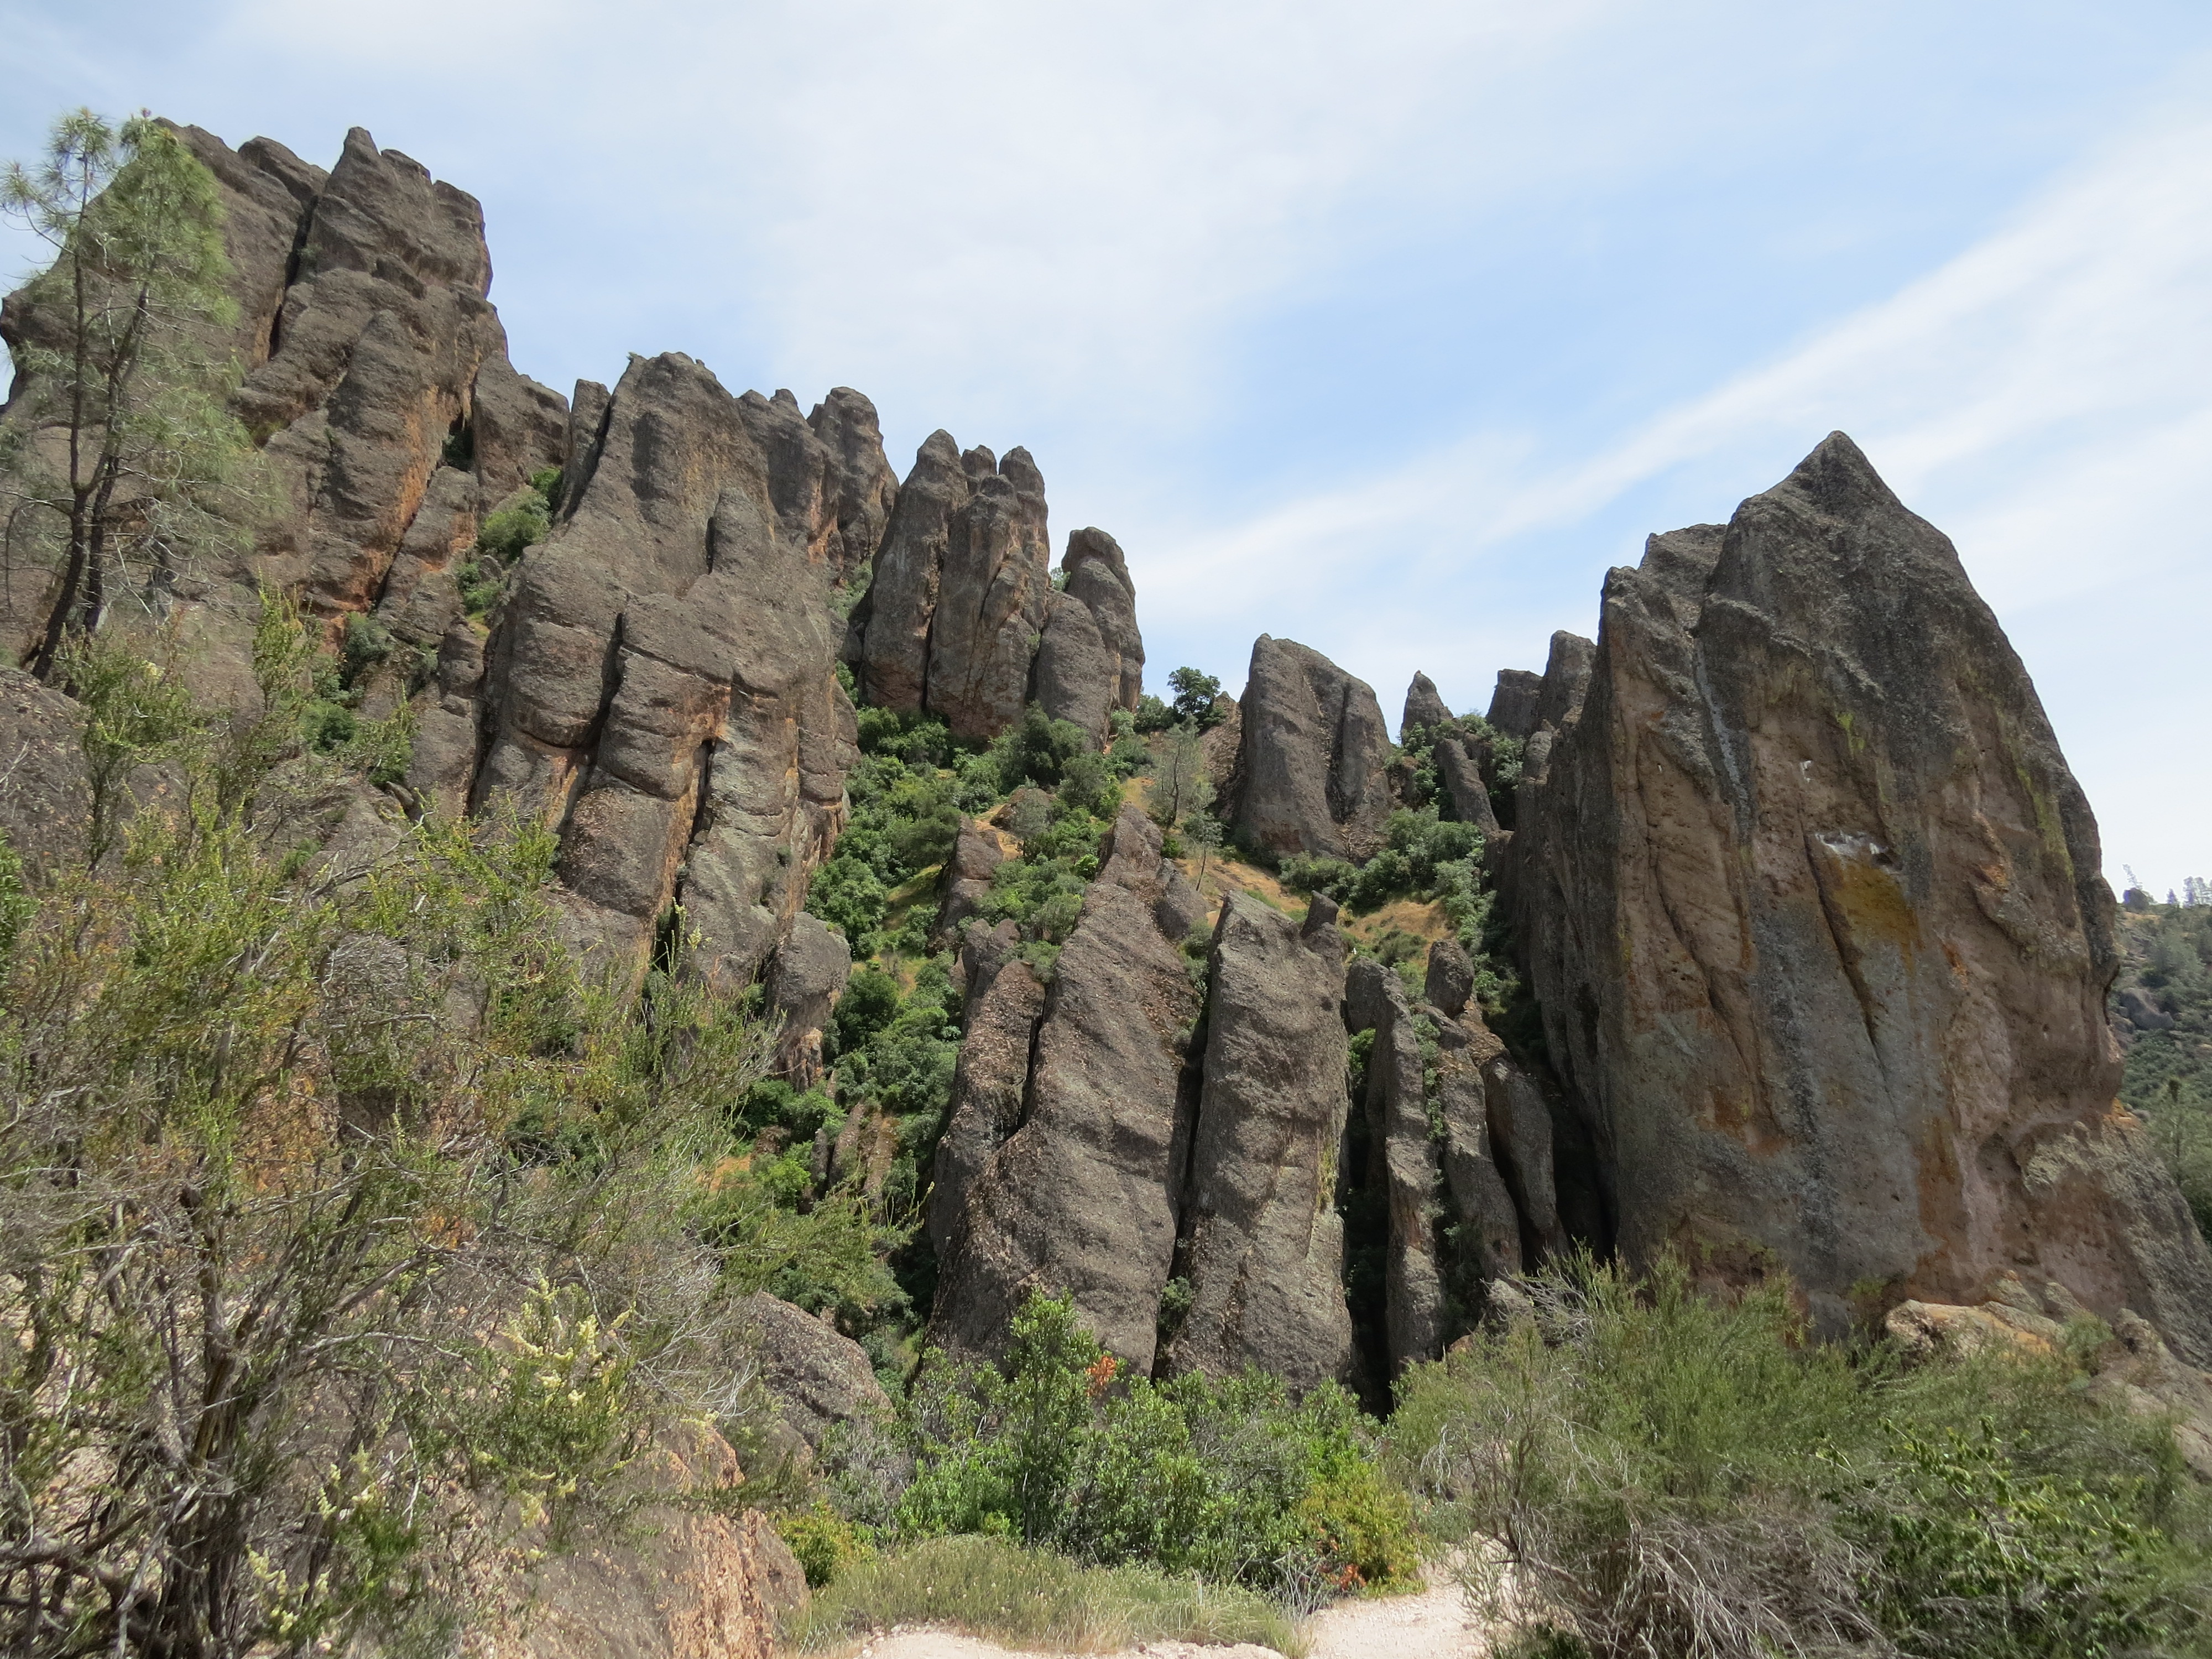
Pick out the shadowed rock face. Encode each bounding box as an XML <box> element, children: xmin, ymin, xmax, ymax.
<box><xmin>1509</xmin><ymin>431</ymin><xmax>2212</xmax><ymax>1361</ymax></box>
<box><xmin>1162</xmin><ymin>893</ymin><xmax>1355</xmax><ymax>1390</ymax></box>
<box><xmin>1220</xmin><ymin>635</ymin><xmax>1392</xmax><ymax>861</ymax></box>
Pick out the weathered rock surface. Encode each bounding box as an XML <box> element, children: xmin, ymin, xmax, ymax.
<box><xmin>930</xmin><ymin>806</ymin><xmax>1202</xmax><ymax>1368</ymax></box>
<box><xmin>734</xmin><ymin>386</ymin><xmax>899</xmax><ymax>587</ymax></box>
<box><xmin>1433</xmin><ymin>735</ymin><xmax>1500</xmax><ymax>834</ymax></box>
<box><xmin>1402</xmin><ymin>671</ymin><xmax>1453</xmax><ymax>736</ymax></box>
<box><xmin>1507</xmin><ymin>431</ymin><xmax>2212</xmax><ymax>1360</ymax></box>
<box><xmin>1163</xmin><ymin>893</ymin><xmax>1355</xmax><ymax>1388</ymax></box>
<box><xmin>769</xmin><ymin>913</ymin><xmax>851</xmax><ymax>1087</ymax></box>
<box><xmin>1035</xmin><ymin>527</ymin><xmax>1145</xmax><ymax>743</ymax></box>
<box><xmin>933</xmin><ymin>817</ymin><xmax>1008</xmax><ymax>950</ymax></box>
<box><xmin>739</xmin><ymin>1292</ymin><xmax>895</xmax><ymax>1458</ymax></box>
<box><xmin>490</xmin><ymin>1422</ymin><xmax>774</xmax><ymax>1659</ymax></box>
<box><xmin>0</xmin><ymin>669</ymin><xmax>92</xmax><ymax>877</ymax></box>
<box><xmin>1</xmin><ymin>124</ymin><xmax>567</xmax><ymax>708</ymax></box>
<box><xmin>1486</xmin><ymin>669</ymin><xmax>1543</xmax><ymax>740</ymax></box>
<box><xmin>851</xmin><ymin>437</ymin><xmax>1125</xmax><ymax>743</ymax></box>
<box><xmin>1425</xmin><ymin>937</ymin><xmax>1475</xmax><ymax>1019</ymax></box>
<box><xmin>1345</xmin><ymin>958</ymin><xmax>1445</xmax><ymax>1371</ymax></box>
<box><xmin>1220</xmin><ymin>635</ymin><xmax>1392</xmax><ymax>861</ymax></box>
<box><xmin>472</xmin><ymin>351</ymin><xmax>860</xmax><ymax>985</ymax></box>
<box><xmin>926</xmin><ymin>954</ymin><xmax>1046</xmax><ymax>1256</ymax></box>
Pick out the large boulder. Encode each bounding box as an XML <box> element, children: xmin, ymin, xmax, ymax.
<box><xmin>1220</xmin><ymin>635</ymin><xmax>1392</xmax><ymax>862</ymax></box>
<box><xmin>768</xmin><ymin>914</ymin><xmax>852</xmax><ymax>1087</ymax></box>
<box><xmin>1507</xmin><ymin>432</ymin><xmax>2212</xmax><ymax>1360</ymax></box>
<box><xmin>930</xmin><ymin>806</ymin><xmax>1202</xmax><ymax>1368</ymax></box>
<box><xmin>739</xmin><ymin>1292</ymin><xmax>895</xmax><ymax>1459</ymax></box>
<box><xmin>1162</xmin><ymin>892</ymin><xmax>1355</xmax><ymax>1389</ymax></box>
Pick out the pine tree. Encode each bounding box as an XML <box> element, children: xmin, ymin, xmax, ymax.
<box><xmin>2</xmin><ymin>111</ymin><xmax>261</xmax><ymax>679</ymax></box>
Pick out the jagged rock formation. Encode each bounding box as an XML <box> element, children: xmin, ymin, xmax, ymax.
<box><xmin>1486</xmin><ymin>667</ymin><xmax>1543</xmax><ymax>740</ymax></box>
<box><xmin>1401</xmin><ymin>671</ymin><xmax>1453</xmax><ymax>735</ymax></box>
<box><xmin>1162</xmin><ymin>892</ymin><xmax>1356</xmax><ymax>1389</ymax></box>
<box><xmin>1505</xmin><ymin>432</ymin><xmax>2212</xmax><ymax>1360</ymax></box>
<box><xmin>0</xmin><ymin>124</ymin><xmax>568</xmax><ymax>706</ymax></box>
<box><xmin>926</xmin><ymin>942</ymin><xmax>1047</xmax><ymax>1257</ymax></box>
<box><xmin>1345</xmin><ymin>959</ymin><xmax>1446</xmax><ymax>1371</ymax></box>
<box><xmin>769</xmin><ymin>914</ymin><xmax>852</xmax><ymax>1087</ymax></box>
<box><xmin>930</xmin><ymin>806</ymin><xmax>1203</xmax><ymax>1368</ymax></box>
<box><xmin>1219</xmin><ymin>635</ymin><xmax>1392</xmax><ymax>860</ymax></box>
<box><xmin>1399</xmin><ymin>675</ymin><xmax>1501</xmax><ymax>835</ymax></box>
<box><xmin>733</xmin><ymin>387</ymin><xmax>899</xmax><ymax>587</ymax></box>
<box><xmin>1035</xmin><ymin>526</ymin><xmax>1145</xmax><ymax>740</ymax></box>
<box><xmin>471</xmin><ymin>351</ymin><xmax>862</xmax><ymax>982</ymax></box>
<box><xmin>848</xmin><ymin>439</ymin><xmax>1140</xmax><ymax>745</ymax></box>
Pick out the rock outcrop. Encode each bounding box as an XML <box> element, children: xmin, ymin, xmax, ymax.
<box><xmin>930</xmin><ymin>806</ymin><xmax>1203</xmax><ymax>1368</ymax></box>
<box><xmin>739</xmin><ymin>1292</ymin><xmax>896</xmax><ymax>1460</ymax></box>
<box><xmin>1506</xmin><ymin>432</ymin><xmax>2212</xmax><ymax>1360</ymax></box>
<box><xmin>490</xmin><ymin>1421</ymin><xmax>775</xmax><ymax>1659</ymax></box>
<box><xmin>471</xmin><ymin>351</ymin><xmax>860</xmax><ymax>985</ymax></box>
<box><xmin>1</xmin><ymin>125</ymin><xmax>568</xmax><ymax>708</ymax></box>
<box><xmin>1486</xmin><ymin>669</ymin><xmax>1543</xmax><ymax>740</ymax></box>
<box><xmin>1162</xmin><ymin>893</ymin><xmax>1356</xmax><ymax>1389</ymax></box>
<box><xmin>1220</xmin><ymin>635</ymin><xmax>1392</xmax><ymax>861</ymax></box>
<box><xmin>1345</xmin><ymin>958</ymin><xmax>1446</xmax><ymax>1372</ymax></box>
<box><xmin>1035</xmin><ymin>527</ymin><xmax>1145</xmax><ymax>741</ymax></box>
<box><xmin>1401</xmin><ymin>671</ymin><xmax>1453</xmax><ymax>736</ymax></box>
<box><xmin>851</xmin><ymin>438</ymin><xmax>1142</xmax><ymax>744</ymax></box>
<box><xmin>769</xmin><ymin>914</ymin><xmax>852</xmax><ymax>1087</ymax></box>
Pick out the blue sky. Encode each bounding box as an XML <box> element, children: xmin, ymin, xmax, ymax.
<box><xmin>4</xmin><ymin>2</ymin><xmax>2208</xmax><ymax>894</ymax></box>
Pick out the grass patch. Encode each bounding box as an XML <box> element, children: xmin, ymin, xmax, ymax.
<box><xmin>780</xmin><ymin>1535</ymin><xmax>1303</xmax><ymax>1655</ymax></box>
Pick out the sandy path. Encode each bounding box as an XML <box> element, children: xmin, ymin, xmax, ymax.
<box><xmin>839</xmin><ymin>1568</ymin><xmax>1491</xmax><ymax>1659</ymax></box>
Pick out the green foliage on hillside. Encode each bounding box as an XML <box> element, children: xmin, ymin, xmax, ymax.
<box><xmin>2116</xmin><ymin>899</ymin><xmax>2212</xmax><ymax>1240</ymax></box>
<box><xmin>1394</xmin><ymin>1254</ymin><xmax>2212</xmax><ymax>1659</ymax></box>
<box><xmin>0</xmin><ymin>606</ymin><xmax>900</xmax><ymax>1659</ymax></box>
<box><xmin>887</xmin><ymin>1294</ymin><xmax>1419</xmax><ymax>1601</ymax></box>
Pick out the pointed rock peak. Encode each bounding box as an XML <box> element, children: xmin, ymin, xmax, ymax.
<box><xmin>960</xmin><ymin>444</ymin><xmax>998</xmax><ymax>482</ymax></box>
<box><xmin>1000</xmin><ymin>446</ymin><xmax>1046</xmax><ymax>498</ymax></box>
<box><xmin>772</xmin><ymin>387</ymin><xmax>800</xmax><ymax>411</ymax></box>
<box><xmin>1403</xmin><ymin>671</ymin><xmax>1452</xmax><ymax>736</ymax></box>
<box><xmin>1764</xmin><ymin>429</ymin><xmax>1912</xmax><ymax>525</ymax></box>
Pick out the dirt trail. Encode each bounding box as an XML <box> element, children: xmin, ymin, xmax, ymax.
<box><xmin>839</xmin><ymin>1571</ymin><xmax>1492</xmax><ymax>1659</ymax></box>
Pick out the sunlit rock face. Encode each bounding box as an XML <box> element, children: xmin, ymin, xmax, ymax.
<box><xmin>1506</xmin><ymin>431</ymin><xmax>2212</xmax><ymax>1363</ymax></box>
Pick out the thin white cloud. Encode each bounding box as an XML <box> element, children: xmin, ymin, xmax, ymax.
<box><xmin>1132</xmin><ymin>106</ymin><xmax>2212</xmax><ymax>886</ymax></box>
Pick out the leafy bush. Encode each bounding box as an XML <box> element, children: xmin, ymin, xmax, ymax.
<box><xmin>989</xmin><ymin>703</ymin><xmax>1092</xmax><ymax>792</ymax></box>
<box><xmin>1133</xmin><ymin>692</ymin><xmax>1178</xmax><ymax>733</ymax></box>
<box><xmin>1392</xmin><ymin>1255</ymin><xmax>2211</xmax><ymax>1659</ymax></box>
<box><xmin>896</xmin><ymin>1295</ymin><xmax>1420</xmax><ymax>1598</ymax></box>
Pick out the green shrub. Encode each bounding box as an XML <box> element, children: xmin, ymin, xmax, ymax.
<box><xmin>1392</xmin><ymin>1255</ymin><xmax>2211</xmax><ymax>1659</ymax></box>
<box><xmin>896</xmin><ymin>1294</ymin><xmax>1420</xmax><ymax>1598</ymax></box>
<box><xmin>1133</xmin><ymin>692</ymin><xmax>1178</xmax><ymax>734</ymax></box>
<box><xmin>989</xmin><ymin>703</ymin><xmax>1091</xmax><ymax>792</ymax></box>
<box><xmin>777</xmin><ymin>1498</ymin><xmax>872</xmax><ymax>1588</ymax></box>
<box><xmin>476</xmin><ymin>494</ymin><xmax>550</xmax><ymax>563</ymax></box>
